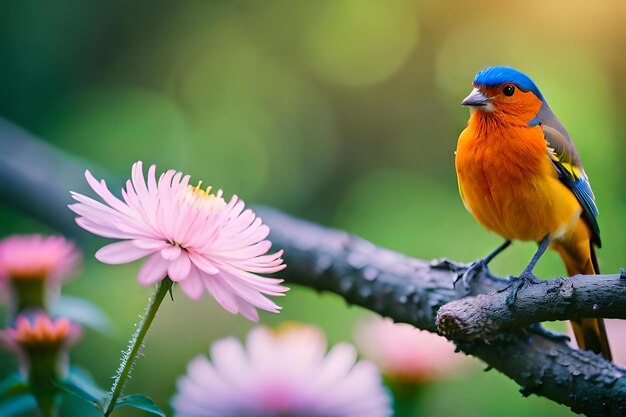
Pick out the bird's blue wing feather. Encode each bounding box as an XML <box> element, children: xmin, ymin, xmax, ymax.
<box><xmin>552</xmin><ymin>163</ymin><xmax>601</xmax><ymax>247</ymax></box>
<box><xmin>543</xmin><ymin>121</ymin><xmax>602</xmax><ymax>247</ymax></box>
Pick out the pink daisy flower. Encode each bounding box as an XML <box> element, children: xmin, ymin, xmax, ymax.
<box><xmin>0</xmin><ymin>234</ymin><xmax>80</xmax><ymax>285</ymax></box>
<box><xmin>354</xmin><ymin>316</ymin><xmax>470</xmax><ymax>384</ymax></box>
<box><xmin>68</xmin><ymin>161</ymin><xmax>287</xmax><ymax>321</ymax></box>
<box><xmin>171</xmin><ymin>325</ymin><xmax>393</xmax><ymax>417</ymax></box>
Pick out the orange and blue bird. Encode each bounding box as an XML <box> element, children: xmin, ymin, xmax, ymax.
<box><xmin>455</xmin><ymin>66</ymin><xmax>611</xmax><ymax>360</ymax></box>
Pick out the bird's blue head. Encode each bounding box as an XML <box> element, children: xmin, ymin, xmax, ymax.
<box><xmin>474</xmin><ymin>66</ymin><xmax>544</xmax><ymax>101</ymax></box>
<box><xmin>461</xmin><ymin>66</ymin><xmax>547</xmax><ymax>124</ymax></box>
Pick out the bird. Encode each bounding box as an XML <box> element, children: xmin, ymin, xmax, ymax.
<box><xmin>454</xmin><ymin>66</ymin><xmax>611</xmax><ymax>360</ymax></box>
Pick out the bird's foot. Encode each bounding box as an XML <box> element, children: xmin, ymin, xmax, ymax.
<box><xmin>527</xmin><ymin>323</ymin><xmax>570</xmax><ymax>343</ymax></box>
<box><xmin>505</xmin><ymin>272</ymin><xmax>541</xmax><ymax>307</ymax></box>
<box><xmin>454</xmin><ymin>259</ymin><xmax>487</xmax><ymax>291</ymax></box>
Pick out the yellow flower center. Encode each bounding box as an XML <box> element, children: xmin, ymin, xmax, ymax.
<box><xmin>180</xmin><ymin>181</ymin><xmax>226</xmax><ymax>211</ymax></box>
<box><xmin>191</xmin><ymin>180</ymin><xmax>212</xmax><ymax>198</ymax></box>
<box><xmin>270</xmin><ymin>322</ymin><xmax>322</xmax><ymax>340</ymax></box>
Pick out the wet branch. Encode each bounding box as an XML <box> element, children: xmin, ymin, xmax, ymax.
<box><xmin>2</xmin><ymin>117</ymin><xmax>626</xmax><ymax>417</ymax></box>
<box><xmin>436</xmin><ymin>272</ymin><xmax>626</xmax><ymax>342</ymax></box>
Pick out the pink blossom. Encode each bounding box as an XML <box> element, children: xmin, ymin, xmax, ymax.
<box><xmin>354</xmin><ymin>316</ymin><xmax>470</xmax><ymax>383</ymax></box>
<box><xmin>0</xmin><ymin>234</ymin><xmax>79</xmax><ymax>285</ymax></box>
<box><xmin>68</xmin><ymin>161</ymin><xmax>287</xmax><ymax>321</ymax></box>
<box><xmin>0</xmin><ymin>314</ymin><xmax>81</xmax><ymax>378</ymax></box>
<box><xmin>171</xmin><ymin>325</ymin><xmax>392</xmax><ymax>417</ymax></box>
<box><xmin>4</xmin><ymin>314</ymin><xmax>81</xmax><ymax>346</ymax></box>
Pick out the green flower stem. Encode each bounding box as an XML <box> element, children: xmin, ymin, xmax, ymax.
<box><xmin>33</xmin><ymin>388</ymin><xmax>58</xmax><ymax>417</ymax></box>
<box><xmin>27</xmin><ymin>347</ymin><xmax>64</xmax><ymax>417</ymax></box>
<box><xmin>10</xmin><ymin>279</ymin><xmax>47</xmax><ymax>321</ymax></box>
<box><xmin>388</xmin><ymin>380</ymin><xmax>425</xmax><ymax>417</ymax></box>
<box><xmin>104</xmin><ymin>277</ymin><xmax>173</xmax><ymax>417</ymax></box>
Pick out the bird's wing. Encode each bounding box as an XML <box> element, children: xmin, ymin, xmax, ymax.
<box><xmin>542</xmin><ymin>123</ymin><xmax>601</xmax><ymax>247</ymax></box>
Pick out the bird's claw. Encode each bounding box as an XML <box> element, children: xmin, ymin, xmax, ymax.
<box><xmin>505</xmin><ymin>272</ymin><xmax>540</xmax><ymax>307</ymax></box>
<box><xmin>518</xmin><ymin>270</ymin><xmax>541</xmax><ymax>285</ymax></box>
<box><xmin>454</xmin><ymin>260</ymin><xmax>486</xmax><ymax>291</ymax></box>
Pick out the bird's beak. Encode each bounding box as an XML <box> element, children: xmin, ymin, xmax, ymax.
<box><xmin>461</xmin><ymin>88</ymin><xmax>491</xmax><ymax>108</ymax></box>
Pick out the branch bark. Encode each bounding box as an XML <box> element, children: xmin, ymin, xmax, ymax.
<box><xmin>436</xmin><ymin>272</ymin><xmax>626</xmax><ymax>342</ymax></box>
<box><xmin>2</xmin><ymin>117</ymin><xmax>626</xmax><ymax>416</ymax></box>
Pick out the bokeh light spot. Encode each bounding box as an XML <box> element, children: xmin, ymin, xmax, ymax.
<box><xmin>301</xmin><ymin>0</ymin><xmax>419</xmax><ymax>87</ymax></box>
<box><xmin>41</xmin><ymin>88</ymin><xmax>188</xmax><ymax>174</ymax></box>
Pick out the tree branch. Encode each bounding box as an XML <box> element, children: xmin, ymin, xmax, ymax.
<box><xmin>253</xmin><ymin>206</ymin><xmax>508</xmax><ymax>332</ymax></box>
<box><xmin>2</xmin><ymin>117</ymin><xmax>626</xmax><ymax>416</ymax></box>
<box><xmin>256</xmin><ymin>206</ymin><xmax>626</xmax><ymax>416</ymax></box>
<box><xmin>0</xmin><ymin>118</ymin><xmax>110</xmax><ymax>240</ymax></box>
<box><xmin>436</xmin><ymin>272</ymin><xmax>626</xmax><ymax>342</ymax></box>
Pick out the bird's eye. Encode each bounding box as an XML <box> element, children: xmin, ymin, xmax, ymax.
<box><xmin>503</xmin><ymin>85</ymin><xmax>515</xmax><ymax>96</ymax></box>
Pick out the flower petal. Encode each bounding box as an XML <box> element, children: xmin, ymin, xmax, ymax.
<box><xmin>161</xmin><ymin>245</ymin><xmax>181</xmax><ymax>260</ymax></box>
<box><xmin>138</xmin><ymin>252</ymin><xmax>169</xmax><ymax>285</ymax></box>
<box><xmin>168</xmin><ymin>252</ymin><xmax>191</xmax><ymax>282</ymax></box>
<box><xmin>234</xmin><ymin>298</ymin><xmax>260</xmax><ymax>322</ymax></box>
<box><xmin>178</xmin><ymin>266</ymin><xmax>204</xmax><ymax>300</ymax></box>
<box><xmin>189</xmin><ymin>253</ymin><xmax>219</xmax><ymax>274</ymax></box>
<box><xmin>84</xmin><ymin>170</ymin><xmax>134</xmax><ymax>217</ymax></box>
<box><xmin>74</xmin><ymin>218</ymin><xmax>132</xmax><ymax>239</ymax></box>
<box><xmin>203</xmin><ymin>276</ymin><xmax>238</xmax><ymax>314</ymax></box>
<box><xmin>133</xmin><ymin>239</ymin><xmax>169</xmax><ymax>250</ymax></box>
<box><xmin>95</xmin><ymin>241</ymin><xmax>153</xmax><ymax>264</ymax></box>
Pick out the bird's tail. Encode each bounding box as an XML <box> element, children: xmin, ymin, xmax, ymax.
<box><xmin>554</xmin><ymin>228</ymin><xmax>612</xmax><ymax>360</ymax></box>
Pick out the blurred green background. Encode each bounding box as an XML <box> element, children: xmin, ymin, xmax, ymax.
<box><xmin>0</xmin><ymin>1</ymin><xmax>624</xmax><ymax>416</ymax></box>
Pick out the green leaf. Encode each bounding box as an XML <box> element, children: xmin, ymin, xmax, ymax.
<box><xmin>0</xmin><ymin>394</ymin><xmax>37</xmax><ymax>416</ymax></box>
<box><xmin>0</xmin><ymin>373</ymin><xmax>29</xmax><ymax>400</ymax></box>
<box><xmin>56</xmin><ymin>367</ymin><xmax>108</xmax><ymax>411</ymax></box>
<box><xmin>113</xmin><ymin>394</ymin><xmax>166</xmax><ymax>416</ymax></box>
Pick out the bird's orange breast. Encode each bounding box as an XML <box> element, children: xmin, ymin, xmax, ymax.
<box><xmin>455</xmin><ymin>112</ymin><xmax>582</xmax><ymax>242</ymax></box>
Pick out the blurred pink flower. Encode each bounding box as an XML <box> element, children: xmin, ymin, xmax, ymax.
<box><xmin>69</xmin><ymin>161</ymin><xmax>287</xmax><ymax>321</ymax></box>
<box><xmin>0</xmin><ymin>234</ymin><xmax>79</xmax><ymax>285</ymax></box>
<box><xmin>171</xmin><ymin>325</ymin><xmax>392</xmax><ymax>417</ymax></box>
<box><xmin>354</xmin><ymin>316</ymin><xmax>469</xmax><ymax>383</ymax></box>
<box><xmin>1</xmin><ymin>314</ymin><xmax>81</xmax><ymax>378</ymax></box>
